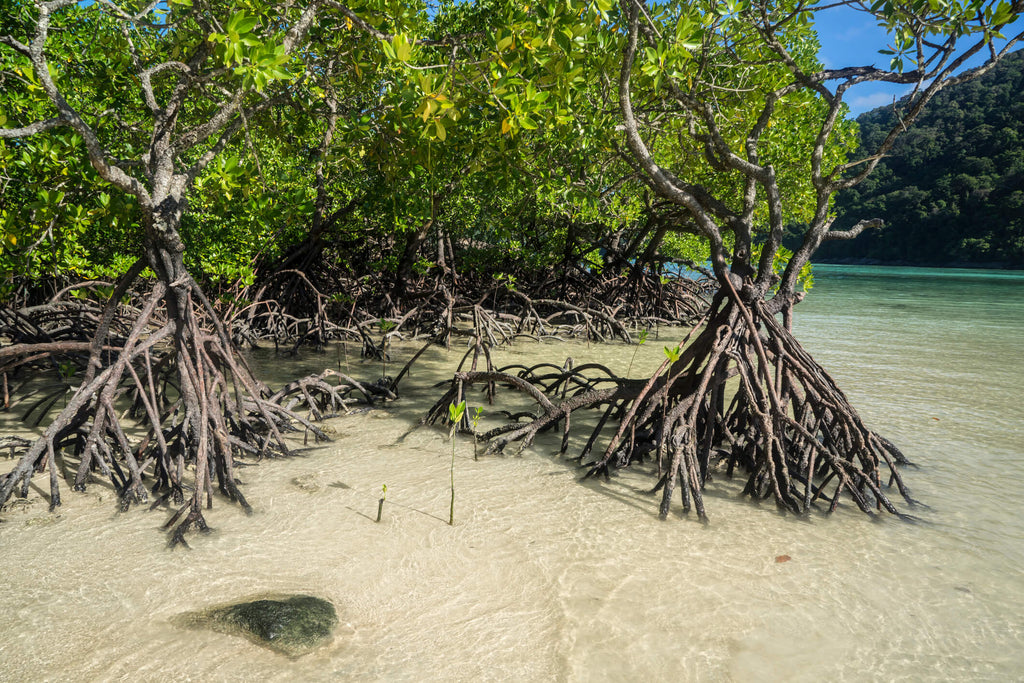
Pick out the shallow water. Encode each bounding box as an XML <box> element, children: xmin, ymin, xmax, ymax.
<box><xmin>1</xmin><ymin>265</ymin><xmax>1022</xmax><ymax>681</ymax></box>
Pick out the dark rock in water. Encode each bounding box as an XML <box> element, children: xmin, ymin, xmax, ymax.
<box><xmin>182</xmin><ymin>595</ymin><xmax>338</xmax><ymax>657</ymax></box>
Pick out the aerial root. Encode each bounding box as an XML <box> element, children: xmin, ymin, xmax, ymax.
<box><xmin>227</xmin><ymin>265</ymin><xmax>714</xmax><ymax>351</ymax></box>
<box><xmin>0</xmin><ymin>267</ymin><xmax>393</xmax><ymax>543</ymax></box>
<box><xmin>425</xmin><ymin>297</ymin><xmax>914</xmax><ymax>521</ymax></box>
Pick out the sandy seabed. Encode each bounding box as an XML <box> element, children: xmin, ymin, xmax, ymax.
<box><xmin>2</xmin><ymin>334</ymin><xmax>1023</xmax><ymax>682</ymax></box>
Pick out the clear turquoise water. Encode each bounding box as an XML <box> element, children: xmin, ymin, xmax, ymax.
<box><xmin>796</xmin><ymin>264</ymin><xmax>1024</xmax><ymax>566</ymax></box>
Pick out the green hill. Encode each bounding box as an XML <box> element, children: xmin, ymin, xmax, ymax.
<box><xmin>816</xmin><ymin>50</ymin><xmax>1024</xmax><ymax>268</ymax></box>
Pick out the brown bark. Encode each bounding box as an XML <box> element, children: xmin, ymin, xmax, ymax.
<box><xmin>0</xmin><ymin>209</ymin><xmax>364</xmax><ymax>544</ymax></box>
<box><xmin>428</xmin><ymin>282</ymin><xmax>914</xmax><ymax>521</ymax></box>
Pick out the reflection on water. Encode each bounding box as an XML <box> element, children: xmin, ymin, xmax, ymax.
<box><xmin>1</xmin><ymin>265</ymin><xmax>1022</xmax><ymax>681</ymax></box>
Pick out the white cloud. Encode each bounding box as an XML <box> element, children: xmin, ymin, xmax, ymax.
<box><xmin>849</xmin><ymin>92</ymin><xmax>898</xmax><ymax>112</ymax></box>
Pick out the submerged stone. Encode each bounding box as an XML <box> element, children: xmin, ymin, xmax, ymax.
<box><xmin>184</xmin><ymin>594</ymin><xmax>338</xmax><ymax>657</ymax></box>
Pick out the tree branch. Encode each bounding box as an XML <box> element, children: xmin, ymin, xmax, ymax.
<box><xmin>615</xmin><ymin>0</ymin><xmax>725</xmax><ymax>258</ymax></box>
<box><xmin>0</xmin><ymin>34</ymin><xmax>31</xmax><ymax>56</ymax></box>
<box><xmin>16</xmin><ymin>0</ymin><xmax>151</xmax><ymax>201</ymax></box>
<box><xmin>823</xmin><ymin>218</ymin><xmax>883</xmax><ymax>242</ymax></box>
<box><xmin>0</xmin><ymin>117</ymin><xmax>66</xmax><ymax>138</ymax></box>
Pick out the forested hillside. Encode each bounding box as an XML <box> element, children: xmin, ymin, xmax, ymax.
<box><xmin>818</xmin><ymin>50</ymin><xmax>1024</xmax><ymax>268</ymax></box>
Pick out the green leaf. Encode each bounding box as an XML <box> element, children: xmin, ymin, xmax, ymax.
<box><xmin>448</xmin><ymin>400</ymin><xmax>466</xmax><ymax>422</ymax></box>
<box><xmin>228</xmin><ymin>12</ymin><xmax>258</xmax><ymax>35</ymax></box>
<box><xmin>992</xmin><ymin>1</ymin><xmax>1013</xmax><ymax>25</ymax></box>
<box><xmin>394</xmin><ymin>35</ymin><xmax>412</xmax><ymax>62</ymax></box>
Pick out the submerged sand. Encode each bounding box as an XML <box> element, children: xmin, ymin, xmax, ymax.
<box><xmin>1</xmin><ymin>335</ymin><xmax>1022</xmax><ymax>681</ymax></box>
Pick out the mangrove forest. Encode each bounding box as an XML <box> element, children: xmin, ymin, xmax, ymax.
<box><xmin>2</xmin><ymin>0</ymin><xmax>1022</xmax><ymax>546</ymax></box>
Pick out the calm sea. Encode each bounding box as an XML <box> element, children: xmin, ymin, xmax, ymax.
<box><xmin>796</xmin><ymin>264</ymin><xmax>1024</xmax><ymax>565</ymax></box>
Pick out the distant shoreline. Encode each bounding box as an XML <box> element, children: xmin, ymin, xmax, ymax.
<box><xmin>813</xmin><ymin>258</ymin><xmax>1024</xmax><ymax>271</ymax></box>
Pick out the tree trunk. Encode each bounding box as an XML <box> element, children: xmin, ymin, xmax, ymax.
<box><xmin>1</xmin><ymin>204</ymin><xmax>330</xmax><ymax>545</ymax></box>
<box><xmin>392</xmin><ymin>218</ymin><xmax>434</xmax><ymax>304</ymax></box>
<box><xmin>433</xmin><ymin>271</ymin><xmax>915</xmax><ymax>520</ymax></box>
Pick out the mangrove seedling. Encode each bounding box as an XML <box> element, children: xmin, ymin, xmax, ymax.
<box><xmin>337</xmin><ymin>342</ymin><xmax>351</xmax><ymax>373</ymax></box>
<box><xmin>448</xmin><ymin>400</ymin><xmax>466</xmax><ymax>525</ymax></box>
<box><xmin>625</xmin><ymin>328</ymin><xmax>649</xmax><ymax>377</ymax></box>
<box><xmin>376</xmin><ymin>484</ymin><xmax>387</xmax><ymax>523</ymax></box>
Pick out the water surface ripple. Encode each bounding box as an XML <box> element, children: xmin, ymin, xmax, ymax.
<box><xmin>1</xmin><ymin>265</ymin><xmax>1022</xmax><ymax>681</ymax></box>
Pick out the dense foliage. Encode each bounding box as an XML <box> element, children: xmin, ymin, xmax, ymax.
<box><xmin>0</xmin><ymin>0</ymin><xmax>848</xmax><ymax>305</ymax></box>
<box><xmin>818</xmin><ymin>50</ymin><xmax>1024</xmax><ymax>267</ymax></box>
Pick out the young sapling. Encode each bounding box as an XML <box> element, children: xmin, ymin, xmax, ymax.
<box><xmin>625</xmin><ymin>328</ymin><xmax>649</xmax><ymax>377</ymax></box>
<box><xmin>447</xmin><ymin>400</ymin><xmax>466</xmax><ymax>525</ymax></box>
<box><xmin>376</xmin><ymin>484</ymin><xmax>387</xmax><ymax>523</ymax></box>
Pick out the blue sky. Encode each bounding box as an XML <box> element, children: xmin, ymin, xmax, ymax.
<box><xmin>813</xmin><ymin>5</ymin><xmax>1022</xmax><ymax>116</ymax></box>
<box><xmin>814</xmin><ymin>6</ymin><xmax>910</xmax><ymax>116</ymax></box>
